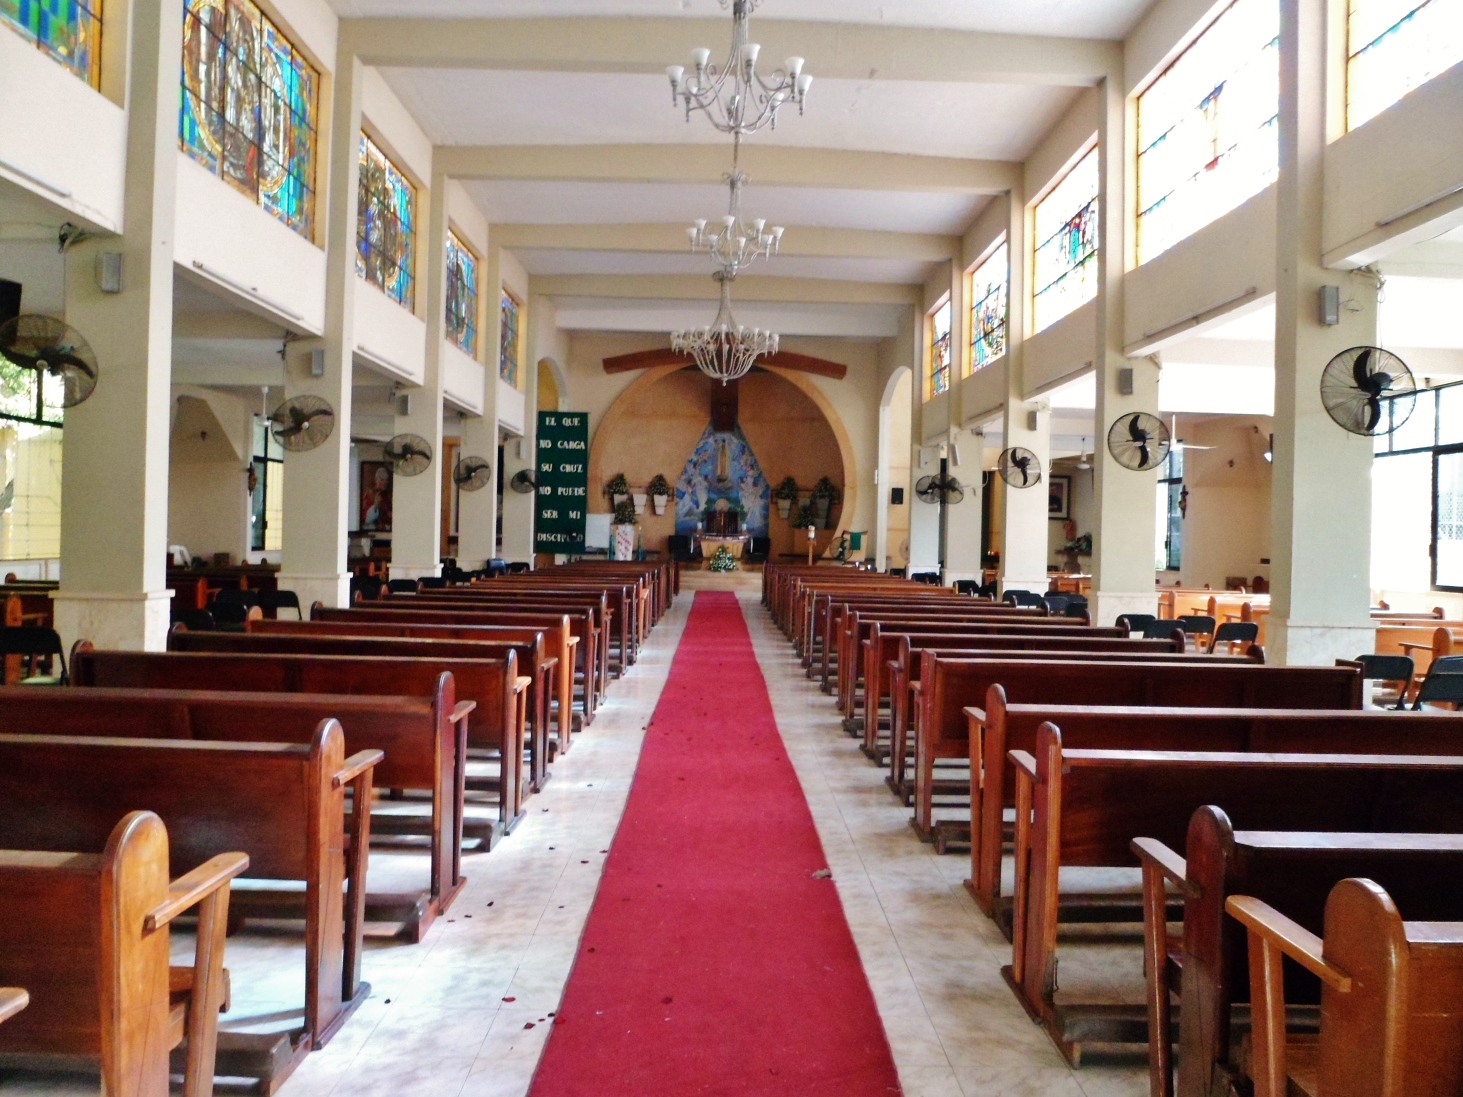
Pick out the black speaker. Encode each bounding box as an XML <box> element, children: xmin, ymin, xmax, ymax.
<box><xmin>889</xmin><ymin>487</ymin><xmax>904</xmax><ymax>505</ymax></box>
<box><xmin>0</xmin><ymin>280</ymin><xmax>20</xmax><ymax>327</ymax></box>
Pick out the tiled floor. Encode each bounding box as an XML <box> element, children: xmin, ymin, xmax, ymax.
<box><xmin>1</xmin><ymin>574</ymin><xmax>1149</xmax><ymax>1096</ymax></box>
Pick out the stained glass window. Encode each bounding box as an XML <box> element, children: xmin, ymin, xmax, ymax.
<box><xmin>1136</xmin><ymin>0</ymin><xmax>1279</xmax><ymax>264</ymax></box>
<box><xmin>1033</xmin><ymin>147</ymin><xmax>1100</xmax><ymax>332</ymax></box>
<box><xmin>1</xmin><ymin>0</ymin><xmax>101</xmax><ymax>86</ymax></box>
<box><xmin>970</xmin><ymin>241</ymin><xmax>1008</xmax><ymax>372</ymax></box>
<box><xmin>180</xmin><ymin>0</ymin><xmax>318</xmax><ymax>238</ymax></box>
<box><xmin>928</xmin><ymin>299</ymin><xmax>952</xmax><ymax>397</ymax></box>
<box><xmin>500</xmin><ymin>291</ymin><xmax>520</xmax><ymax>386</ymax></box>
<box><xmin>446</xmin><ymin>231</ymin><xmax>478</xmax><ymax>356</ymax></box>
<box><xmin>1348</xmin><ymin>0</ymin><xmax>1463</xmax><ymax>130</ymax></box>
<box><xmin>357</xmin><ymin>134</ymin><xmax>416</xmax><ymax>310</ymax></box>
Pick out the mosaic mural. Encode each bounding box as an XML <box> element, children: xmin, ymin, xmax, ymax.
<box><xmin>674</xmin><ymin>425</ymin><xmax>770</xmax><ymax>537</ymax></box>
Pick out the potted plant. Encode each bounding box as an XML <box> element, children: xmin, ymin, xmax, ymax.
<box><xmin>647</xmin><ymin>474</ymin><xmax>672</xmax><ymax>515</ymax></box>
<box><xmin>772</xmin><ymin>477</ymin><xmax>799</xmax><ymax>520</ymax></box>
<box><xmin>793</xmin><ymin>500</ymin><xmax>817</xmax><ymax>530</ymax></box>
<box><xmin>811</xmin><ymin>476</ymin><xmax>840</xmax><ymax>528</ymax></box>
<box><xmin>707</xmin><ymin>545</ymin><xmax>737</xmax><ymax>573</ymax></box>
<box><xmin>611</xmin><ymin>497</ymin><xmax>637</xmax><ymax>561</ymax></box>
<box><xmin>605</xmin><ymin>472</ymin><xmax>630</xmax><ymax>508</ymax></box>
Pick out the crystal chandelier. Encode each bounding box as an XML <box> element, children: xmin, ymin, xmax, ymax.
<box><xmin>673</xmin><ymin>270</ymin><xmax>778</xmax><ymax>385</ymax></box>
<box><xmin>688</xmin><ymin>158</ymin><xmax>784</xmax><ymax>277</ymax></box>
<box><xmin>666</xmin><ymin>0</ymin><xmax>812</xmax><ymax>136</ymax></box>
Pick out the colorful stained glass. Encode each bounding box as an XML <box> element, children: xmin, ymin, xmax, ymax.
<box><xmin>357</xmin><ymin>134</ymin><xmax>416</xmax><ymax>309</ymax></box>
<box><xmin>500</xmin><ymin>292</ymin><xmax>521</xmax><ymax>386</ymax></box>
<box><xmin>179</xmin><ymin>0</ymin><xmax>317</xmax><ymax>238</ymax></box>
<box><xmin>0</xmin><ymin>0</ymin><xmax>100</xmax><ymax>86</ymax></box>
<box><xmin>1136</xmin><ymin>0</ymin><xmax>1279</xmax><ymax>264</ymax></box>
<box><xmin>970</xmin><ymin>241</ymin><xmax>1008</xmax><ymax>372</ymax></box>
<box><xmin>1033</xmin><ymin>147</ymin><xmax>1100</xmax><ymax>332</ymax></box>
<box><xmin>1348</xmin><ymin>0</ymin><xmax>1463</xmax><ymax>130</ymax></box>
<box><xmin>446</xmin><ymin>231</ymin><xmax>478</xmax><ymax>356</ymax></box>
<box><xmin>928</xmin><ymin>299</ymin><xmax>952</xmax><ymax>397</ymax></box>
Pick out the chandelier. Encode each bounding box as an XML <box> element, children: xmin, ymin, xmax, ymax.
<box><xmin>688</xmin><ymin>157</ymin><xmax>783</xmax><ymax>277</ymax></box>
<box><xmin>666</xmin><ymin>0</ymin><xmax>812</xmax><ymax>136</ymax></box>
<box><xmin>673</xmin><ymin>270</ymin><xmax>778</xmax><ymax>385</ymax></box>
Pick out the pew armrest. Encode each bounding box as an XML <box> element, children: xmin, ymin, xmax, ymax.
<box><xmin>451</xmin><ymin>700</ymin><xmax>478</xmax><ymax>724</ymax></box>
<box><xmin>1132</xmin><ymin>838</ymin><xmax>1187</xmax><ymax>891</ymax></box>
<box><xmin>1225</xmin><ymin>896</ymin><xmax>1352</xmax><ymax>991</ymax></box>
<box><xmin>0</xmin><ymin>988</ymin><xmax>28</xmax><ymax>1024</ymax></box>
<box><xmin>334</xmin><ymin>749</ymin><xmax>386</xmax><ymax>790</ymax></box>
<box><xmin>514</xmin><ymin>675</ymin><xmax>531</xmax><ymax>695</ymax></box>
<box><xmin>145</xmin><ymin>852</ymin><xmax>250</xmax><ymax>932</ymax></box>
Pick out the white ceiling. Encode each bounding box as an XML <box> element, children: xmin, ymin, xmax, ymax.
<box><xmin>465</xmin><ymin>179</ymin><xmax>986</xmax><ymax>234</ymax></box>
<box><xmin>549</xmin><ymin>295</ymin><xmax>903</xmax><ymax>336</ymax></box>
<box><xmin>381</xmin><ymin>69</ymin><xmax>1080</xmax><ymax>160</ymax></box>
<box><xmin>515</xmin><ymin>247</ymin><xmax>935</xmax><ymax>283</ymax></box>
<box><xmin>334</xmin><ymin>0</ymin><xmax>1155</xmax><ymax>40</ymax></box>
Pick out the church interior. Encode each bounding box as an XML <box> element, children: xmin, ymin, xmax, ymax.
<box><xmin>2</xmin><ymin>0</ymin><xmax>1463</xmax><ymax>1095</ymax></box>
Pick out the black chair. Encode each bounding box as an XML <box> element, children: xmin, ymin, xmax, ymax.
<box><xmin>1003</xmin><ymin>589</ymin><xmax>1045</xmax><ymax>609</ymax></box>
<box><xmin>419</xmin><ymin>576</ymin><xmax>448</xmax><ymax>589</ymax></box>
<box><xmin>1352</xmin><ymin>653</ymin><xmax>1414</xmax><ymax>710</ymax></box>
<box><xmin>508</xmin><ymin>562</ymin><xmax>531</xmax><ymax>574</ymax></box>
<box><xmin>1117</xmin><ymin>613</ymin><xmax>1157</xmax><ymax>635</ymax></box>
<box><xmin>171</xmin><ymin>609</ymin><xmax>217</xmax><ymax>632</ymax></box>
<box><xmin>911</xmin><ymin>572</ymin><xmax>942</xmax><ymax>585</ymax></box>
<box><xmin>351</xmin><ymin>576</ymin><xmax>384</xmax><ymax>602</ymax></box>
<box><xmin>209</xmin><ymin>602</ymin><xmax>253</xmax><ymax>632</ymax></box>
<box><xmin>258</xmin><ymin>589</ymin><xmax>303</xmax><ymax>620</ymax></box>
<box><xmin>1060</xmin><ymin>595</ymin><xmax>1089</xmax><ymax>620</ymax></box>
<box><xmin>1044</xmin><ymin>592</ymin><xmax>1074</xmax><ymax>614</ymax></box>
<box><xmin>888</xmin><ymin>567</ymin><xmax>907</xmax><ymax>578</ymax></box>
<box><xmin>1143</xmin><ymin>620</ymin><xmax>1186</xmax><ymax>642</ymax></box>
<box><xmin>953</xmin><ymin>579</ymin><xmax>981</xmax><ymax>596</ymax></box>
<box><xmin>1412</xmin><ymin>655</ymin><xmax>1463</xmax><ymax>710</ymax></box>
<box><xmin>213</xmin><ymin>588</ymin><xmax>259</xmax><ymax>609</ymax></box>
<box><xmin>387</xmin><ymin>579</ymin><xmax>420</xmax><ymax>594</ymax></box>
<box><xmin>0</xmin><ymin>626</ymin><xmax>67</xmax><ymax>684</ymax></box>
<box><xmin>746</xmin><ymin>537</ymin><xmax>772</xmax><ymax>564</ymax></box>
<box><xmin>1208</xmin><ymin>620</ymin><xmax>1259</xmax><ymax>654</ymax></box>
<box><xmin>1176</xmin><ymin>615</ymin><xmax>1217</xmax><ymax>649</ymax></box>
<box><xmin>667</xmin><ymin>535</ymin><xmax>694</xmax><ymax>563</ymax></box>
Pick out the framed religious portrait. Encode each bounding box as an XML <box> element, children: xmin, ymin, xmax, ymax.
<box><xmin>1048</xmin><ymin>475</ymin><xmax>1071</xmax><ymax>520</ymax></box>
<box><xmin>360</xmin><ymin>460</ymin><xmax>394</xmax><ymax>531</ymax></box>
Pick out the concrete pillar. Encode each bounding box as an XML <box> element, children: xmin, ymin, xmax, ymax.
<box><xmin>390</xmin><ymin>162</ymin><xmax>446</xmax><ymax>581</ymax></box>
<box><xmin>1268</xmin><ymin>0</ymin><xmax>1377</xmax><ymax>664</ymax></box>
<box><xmin>944</xmin><ymin>428</ymin><xmax>986</xmax><ymax>584</ymax></box>
<box><xmin>457</xmin><ymin>244</ymin><xmax>501</xmax><ymax>569</ymax></box>
<box><xmin>53</xmin><ymin>0</ymin><xmax>182</xmax><ymax>651</ymax></box>
<box><xmin>498</xmin><ymin>293</ymin><xmax>544</xmax><ymax>565</ymax></box>
<box><xmin>278</xmin><ymin>52</ymin><xmax>360</xmax><ymax>608</ymax></box>
<box><xmin>998</xmin><ymin>189</ymin><xmax>1050</xmax><ymax>596</ymax></box>
<box><xmin>1091</xmin><ymin>75</ymin><xmax>1162</xmax><ymax>628</ymax></box>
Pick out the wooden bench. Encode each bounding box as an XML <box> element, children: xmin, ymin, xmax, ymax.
<box><xmin>0</xmin><ymin>726</ymin><xmax>376</xmax><ymax>1091</ymax></box>
<box><xmin>0</xmin><ymin>810</ymin><xmax>245</xmax><ymax>1097</ymax></box>
<box><xmin>803</xmin><ymin>589</ymin><xmax>1031</xmax><ymax>665</ymax></box>
<box><xmin>816</xmin><ymin>597</ymin><xmax>1049</xmax><ymax>681</ymax></box>
<box><xmin>1229</xmin><ymin>877</ymin><xmax>1463</xmax><ymax>1097</ymax></box>
<box><xmin>471</xmin><ymin>578</ymin><xmax>648</xmax><ymax>664</ymax></box>
<box><xmin>1008</xmin><ymin>725</ymin><xmax>1463</xmax><ymax>1066</ymax></box>
<box><xmin>1139</xmin><ymin>807</ymin><xmax>1463</xmax><ymax>1097</ymax></box>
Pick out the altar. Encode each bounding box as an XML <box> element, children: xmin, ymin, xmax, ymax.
<box><xmin>697</xmin><ymin>535</ymin><xmax>748</xmax><ymax>560</ymax></box>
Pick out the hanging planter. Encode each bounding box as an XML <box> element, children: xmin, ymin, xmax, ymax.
<box><xmin>811</xmin><ymin>476</ymin><xmax>840</xmax><ymax>529</ymax></box>
<box><xmin>632</xmin><ymin>493</ymin><xmax>648</xmax><ymax>515</ymax></box>
<box><xmin>605</xmin><ymin>472</ymin><xmax>630</xmax><ymax>508</ymax></box>
<box><xmin>772</xmin><ymin>476</ymin><xmax>799</xmax><ymax>520</ymax></box>
<box><xmin>647</xmin><ymin>474</ymin><xmax>672</xmax><ymax>516</ymax></box>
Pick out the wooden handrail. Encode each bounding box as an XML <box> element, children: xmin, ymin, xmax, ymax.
<box><xmin>1226</xmin><ymin>895</ymin><xmax>1352</xmax><ymax>991</ymax></box>
<box><xmin>332</xmin><ymin>749</ymin><xmax>386</xmax><ymax>790</ymax></box>
<box><xmin>0</xmin><ymin>987</ymin><xmax>27</xmax><ymax>1024</ymax></box>
<box><xmin>144</xmin><ymin>851</ymin><xmax>250</xmax><ymax>932</ymax></box>
<box><xmin>450</xmin><ymin>700</ymin><xmax>477</xmax><ymax>724</ymax></box>
<box><xmin>1132</xmin><ymin>837</ymin><xmax>1188</xmax><ymax>890</ymax></box>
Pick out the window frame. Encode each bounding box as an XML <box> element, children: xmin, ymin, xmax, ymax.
<box><xmin>445</xmin><ymin>230</ymin><xmax>479</xmax><ymax>357</ymax></box>
<box><xmin>1346</xmin><ymin>0</ymin><xmax>1463</xmax><ymax>131</ymax></box>
<box><xmin>1158</xmin><ymin>447</ymin><xmax>1184</xmax><ymax>572</ymax></box>
<box><xmin>1371</xmin><ymin>380</ymin><xmax>1463</xmax><ymax>592</ymax></box>
<box><xmin>356</xmin><ymin>133</ymin><xmax>417</xmax><ymax>311</ymax></box>
<box><xmin>927</xmin><ymin>296</ymin><xmax>953</xmax><ymax>399</ymax></box>
<box><xmin>500</xmin><ymin>290</ymin><xmax>522</xmax><ymax>387</ymax></box>
<box><xmin>1</xmin><ymin>0</ymin><xmax>102</xmax><ymax>87</ymax></box>
<box><xmin>1032</xmin><ymin>146</ymin><xmax>1101</xmax><ymax>333</ymax></box>
<box><xmin>968</xmin><ymin>240</ymin><xmax>1009</xmax><ymax>373</ymax></box>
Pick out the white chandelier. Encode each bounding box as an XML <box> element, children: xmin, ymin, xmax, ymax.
<box><xmin>673</xmin><ymin>271</ymin><xmax>778</xmax><ymax>385</ymax></box>
<box><xmin>666</xmin><ymin>0</ymin><xmax>812</xmax><ymax>137</ymax></box>
<box><xmin>688</xmin><ymin>166</ymin><xmax>783</xmax><ymax>277</ymax></box>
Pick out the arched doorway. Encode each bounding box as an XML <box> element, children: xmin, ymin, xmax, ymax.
<box><xmin>877</xmin><ymin>367</ymin><xmax>913</xmax><ymax>572</ymax></box>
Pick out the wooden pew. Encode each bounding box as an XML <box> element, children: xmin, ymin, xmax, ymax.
<box><xmin>481</xmin><ymin>575</ymin><xmax>653</xmax><ymax>656</ymax></box>
<box><xmin>0</xmin><ymin>811</ymin><xmax>245</xmax><ymax>1097</ymax></box>
<box><xmin>1138</xmin><ymin>808</ymin><xmax>1463</xmax><ymax>1097</ymax></box>
<box><xmin>453</xmin><ymin>581</ymin><xmax>642</xmax><ymax>671</ymax></box>
<box><xmin>1229</xmin><ymin>877</ymin><xmax>1463</xmax><ymax>1097</ymax></box>
<box><xmin>172</xmin><ymin>628</ymin><xmax>545</xmax><ymax>799</ymax></box>
<box><xmin>0</xmin><ymin>727</ymin><xmax>376</xmax><ymax>1091</ymax></box>
<box><xmin>1008</xmin><ymin>724</ymin><xmax>1463</xmax><ymax>1066</ymax></box>
<box><xmin>804</xmin><ymin>588</ymin><xmax>1019</xmax><ymax>665</ymax></box>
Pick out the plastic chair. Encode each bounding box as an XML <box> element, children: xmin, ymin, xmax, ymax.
<box><xmin>1060</xmin><ymin>596</ymin><xmax>1089</xmax><ymax>620</ymax></box>
<box><xmin>210</xmin><ymin>602</ymin><xmax>254</xmax><ymax>632</ymax></box>
<box><xmin>0</xmin><ymin>626</ymin><xmax>68</xmax><ymax>684</ymax></box>
<box><xmin>419</xmin><ymin>577</ymin><xmax>448</xmax><ymax>589</ymax></box>
<box><xmin>1209</xmin><ymin>621</ymin><xmax>1259</xmax><ymax>654</ymax></box>
<box><xmin>1143</xmin><ymin>620</ymin><xmax>1185</xmax><ymax>642</ymax></box>
<box><xmin>1004</xmin><ymin>590</ymin><xmax>1045</xmax><ymax>609</ymax></box>
<box><xmin>352</xmin><ymin>576</ymin><xmax>384</xmax><ymax>602</ymax></box>
<box><xmin>953</xmin><ymin>580</ymin><xmax>982</xmax><ymax>596</ymax></box>
<box><xmin>910</xmin><ymin>572</ymin><xmax>942</xmax><ymax>585</ymax></box>
<box><xmin>1176</xmin><ymin>615</ymin><xmax>1217</xmax><ymax>649</ymax></box>
<box><xmin>387</xmin><ymin>579</ymin><xmax>420</xmax><ymax>594</ymax></box>
<box><xmin>1412</xmin><ymin>655</ymin><xmax>1463</xmax><ymax>710</ymax></box>
<box><xmin>213</xmin><ymin>588</ymin><xmax>259</xmax><ymax>609</ymax></box>
<box><xmin>1117</xmin><ymin>613</ymin><xmax>1157</xmax><ymax>635</ymax></box>
<box><xmin>171</xmin><ymin>609</ymin><xmax>217</xmax><ymax>632</ymax></box>
<box><xmin>1351</xmin><ymin>653</ymin><xmax>1414</xmax><ymax>710</ymax></box>
<box><xmin>260</xmin><ymin>589</ymin><xmax>303</xmax><ymax>620</ymax></box>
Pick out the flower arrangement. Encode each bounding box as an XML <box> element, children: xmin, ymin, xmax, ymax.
<box><xmin>772</xmin><ymin>476</ymin><xmax>799</xmax><ymax>501</ymax></box>
<box><xmin>1061</xmin><ymin>533</ymin><xmax>1093</xmax><ymax>556</ymax></box>
<box><xmin>612</xmin><ymin>498</ymin><xmax>637</xmax><ymax>525</ymax></box>
<box><xmin>646</xmin><ymin>474</ymin><xmax>671</xmax><ymax>498</ymax></box>
<box><xmin>604</xmin><ymin>473</ymin><xmax>630</xmax><ymax>502</ymax></box>
<box><xmin>793</xmin><ymin>500</ymin><xmax>818</xmax><ymax>528</ymax></box>
<box><xmin>708</xmin><ymin>545</ymin><xmax>737</xmax><ymax>572</ymax></box>
<box><xmin>811</xmin><ymin>476</ymin><xmax>840</xmax><ymax>503</ymax></box>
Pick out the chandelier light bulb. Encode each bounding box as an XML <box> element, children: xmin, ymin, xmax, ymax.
<box><xmin>668</xmin><ymin>1</ymin><xmax>812</xmax><ymax>137</ymax></box>
<box><xmin>692</xmin><ymin>47</ymin><xmax>712</xmax><ymax>71</ymax></box>
<box><xmin>785</xmin><ymin>56</ymin><xmax>804</xmax><ymax>77</ymax></box>
<box><xmin>742</xmin><ymin>42</ymin><xmax>761</xmax><ymax>69</ymax></box>
<box><xmin>672</xmin><ymin>271</ymin><xmax>778</xmax><ymax>385</ymax></box>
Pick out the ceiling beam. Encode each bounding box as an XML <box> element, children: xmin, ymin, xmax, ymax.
<box><xmin>341</xmin><ymin>17</ymin><xmax>1118</xmax><ymax>86</ymax></box>
<box><xmin>530</xmin><ymin>274</ymin><xmax>920</xmax><ymax>305</ymax></box>
<box><xmin>440</xmin><ymin>144</ymin><xmax>1017</xmax><ymax>194</ymax></box>
<box><xmin>602</xmin><ymin>346</ymin><xmax>848</xmax><ymax>380</ymax></box>
<box><xmin>492</xmin><ymin>223</ymin><xmax>959</xmax><ymax>262</ymax></box>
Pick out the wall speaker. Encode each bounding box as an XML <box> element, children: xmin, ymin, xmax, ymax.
<box><xmin>1026</xmin><ymin>408</ymin><xmax>1040</xmax><ymax>432</ymax></box>
<box><xmin>395</xmin><ymin>393</ymin><xmax>413</xmax><ymax>417</ymax></box>
<box><xmin>1117</xmin><ymin>367</ymin><xmax>1134</xmax><ymax>396</ymax></box>
<box><xmin>1320</xmin><ymin>284</ymin><xmax>1341</xmax><ymax>326</ymax></box>
<box><xmin>890</xmin><ymin>487</ymin><xmax>904</xmax><ymax>505</ymax></box>
<box><xmin>95</xmin><ymin>252</ymin><xmax>123</xmax><ymax>294</ymax></box>
<box><xmin>310</xmin><ymin>348</ymin><xmax>325</xmax><ymax>377</ymax></box>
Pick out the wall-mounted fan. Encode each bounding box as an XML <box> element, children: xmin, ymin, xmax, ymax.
<box><xmin>997</xmin><ymin>447</ymin><xmax>1042</xmax><ymax>488</ymax></box>
<box><xmin>915</xmin><ymin>472</ymin><xmax>964</xmax><ymax>505</ymax></box>
<box><xmin>509</xmin><ymin>469</ymin><xmax>538</xmax><ymax>494</ymax></box>
<box><xmin>384</xmin><ymin>433</ymin><xmax>433</xmax><ymax>476</ymax></box>
<box><xmin>0</xmin><ymin>314</ymin><xmax>98</xmax><ymax>407</ymax></box>
<box><xmin>1321</xmin><ymin>346</ymin><xmax>1416</xmax><ymax>436</ymax></box>
<box><xmin>1107</xmin><ymin>412</ymin><xmax>1170</xmax><ymax>471</ymax></box>
<box><xmin>269</xmin><ymin>395</ymin><xmax>335</xmax><ymax>452</ymax></box>
<box><xmin>453</xmin><ymin>456</ymin><xmax>492</xmax><ymax>492</ymax></box>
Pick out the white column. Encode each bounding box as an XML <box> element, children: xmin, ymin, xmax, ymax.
<box><xmin>1091</xmin><ymin>75</ymin><xmax>1162</xmax><ymax>628</ymax></box>
<box><xmin>944</xmin><ymin>428</ymin><xmax>986</xmax><ymax>583</ymax></box>
<box><xmin>1268</xmin><ymin>0</ymin><xmax>1377</xmax><ymax>664</ymax></box>
<box><xmin>53</xmin><ymin>0</ymin><xmax>182</xmax><ymax>651</ymax></box>
<box><xmin>390</xmin><ymin>162</ymin><xmax>446</xmax><ymax>581</ymax></box>
<box><xmin>998</xmin><ymin>189</ymin><xmax>1050</xmax><ymax>596</ymax></box>
<box><xmin>278</xmin><ymin>52</ymin><xmax>360</xmax><ymax>608</ymax></box>
<box><xmin>457</xmin><ymin>244</ymin><xmax>501</xmax><ymax>568</ymax></box>
<box><xmin>498</xmin><ymin>293</ymin><xmax>542</xmax><ymax>565</ymax></box>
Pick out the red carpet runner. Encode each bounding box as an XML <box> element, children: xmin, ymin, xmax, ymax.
<box><xmin>528</xmin><ymin>591</ymin><xmax>902</xmax><ymax>1097</ymax></box>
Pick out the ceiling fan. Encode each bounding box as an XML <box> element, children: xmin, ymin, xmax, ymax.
<box><xmin>1169</xmin><ymin>414</ymin><xmax>1213</xmax><ymax>453</ymax></box>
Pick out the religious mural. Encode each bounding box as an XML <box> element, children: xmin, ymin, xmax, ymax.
<box><xmin>674</xmin><ymin>426</ymin><xmax>770</xmax><ymax>537</ymax></box>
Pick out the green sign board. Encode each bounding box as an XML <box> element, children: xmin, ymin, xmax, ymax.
<box><xmin>535</xmin><ymin>411</ymin><xmax>589</xmax><ymax>553</ymax></box>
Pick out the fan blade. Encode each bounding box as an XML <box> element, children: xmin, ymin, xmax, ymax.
<box><xmin>1138</xmin><ymin>443</ymin><xmax>1150</xmax><ymax>468</ymax></box>
<box><xmin>1364</xmin><ymin>396</ymin><xmax>1383</xmax><ymax>433</ymax></box>
<box><xmin>1</xmin><ymin>350</ymin><xmax>45</xmax><ymax>371</ymax></box>
<box><xmin>1128</xmin><ymin>415</ymin><xmax>1146</xmax><ymax>443</ymax></box>
<box><xmin>1352</xmin><ymin>348</ymin><xmax>1372</xmax><ymax>390</ymax></box>
<box><xmin>45</xmin><ymin>352</ymin><xmax>95</xmax><ymax>378</ymax></box>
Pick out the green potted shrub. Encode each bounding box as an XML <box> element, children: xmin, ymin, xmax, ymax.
<box><xmin>793</xmin><ymin>500</ymin><xmax>817</xmax><ymax>529</ymax></box>
<box><xmin>605</xmin><ymin>472</ymin><xmax>630</xmax><ymax>507</ymax></box>
<box><xmin>772</xmin><ymin>476</ymin><xmax>799</xmax><ymax>520</ymax></box>
<box><xmin>647</xmin><ymin>474</ymin><xmax>672</xmax><ymax>515</ymax></box>
<box><xmin>610</xmin><ymin>497</ymin><xmax>638</xmax><ymax>561</ymax></box>
<box><xmin>811</xmin><ymin>476</ymin><xmax>840</xmax><ymax>528</ymax></box>
<box><xmin>612</xmin><ymin>497</ymin><xmax>636</xmax><ymax>526</ymax></box>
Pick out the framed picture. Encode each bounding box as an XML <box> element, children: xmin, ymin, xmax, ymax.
<box><xmin>360</xmin><ymin>460</ymin><xmax>394</xmax><ymax>531</ymax></box>
<box><xmin>1048</xmin><ymin>475</ymin><xmax>1071</xmax><ymax>520</ymax></box>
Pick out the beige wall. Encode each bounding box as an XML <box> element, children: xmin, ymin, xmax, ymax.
<box><xmin>167</xmin><ymin>392</ymin><xmax>253</xmax><ymax>563</ymax></box>
<box><xmin>1178</xmin><ymin>416</ymin><xmax>1274</xmax><ymax>590</ymax></box>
